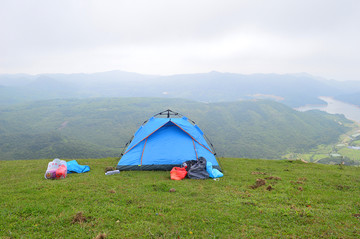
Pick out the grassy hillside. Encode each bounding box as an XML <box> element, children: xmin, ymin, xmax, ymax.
<box><xmin>0</xmin><ymin>98</ymin><xmax>352</xmax><ymax>160</ymax></box>
<box><xmin>1</xmin><ymin>158</ymin><xmax>360</xmax><ymax>238</ymax></box>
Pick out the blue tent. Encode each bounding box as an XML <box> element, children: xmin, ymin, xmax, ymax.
<box><xmin>117</xmin><ymin>110</ymin><xmax>221</xmax><ymax>171</ymax></box>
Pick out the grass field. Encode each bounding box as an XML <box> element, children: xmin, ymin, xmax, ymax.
<box><xmin>1</xmin><ymin>158</ymin><xmax>360</xmax><ymax>238</ymax></box>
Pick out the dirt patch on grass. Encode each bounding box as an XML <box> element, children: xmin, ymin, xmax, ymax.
<box><xmin>105</xmin><ymin>167</ymin><xmax>115</xmax><ymax>172</ymax></box>
<box><xmin>266</xmin><ymin>185</ymin><xmax>273</xmax><ymax>191</ymax></box>
<box><xmin>291</xmin><ymin>178</ymin><xmax>307</xmax><ymax>185</ymax></box>
<box><xmin>250</xmin><ymin>179</ymin><xmax>266</xmax><ymax>189</ymax></box>
<box><xmin>336</xmin><ymin>185</ymin><xmax>350</xmax><ymax>190</ymax></box>
<box><xmin>242</xmin><ymin>201</ymin><xmax>257</xmax><ymax>206</ymax></box>
<box><xmin>72</xmin><ymin>212</ymin><xmax>88</xmax><ymax>224</ymax></box>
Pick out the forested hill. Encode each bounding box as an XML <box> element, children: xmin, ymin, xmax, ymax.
<box><xmin>0</xmin><ymin>97</ymin><xmax>351</xmax><ymax>161</ymax></box>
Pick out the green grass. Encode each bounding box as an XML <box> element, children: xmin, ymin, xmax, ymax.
<box><xmin>1</xmin><ymin>158</ymin><xmax>360</xmax><ymax>238</ymax></box>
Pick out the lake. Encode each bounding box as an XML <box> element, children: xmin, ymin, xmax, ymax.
<box><xmin>296</xmin><ymin>96</ymin><xmax>360</xmax><ymax>123</ymax></box>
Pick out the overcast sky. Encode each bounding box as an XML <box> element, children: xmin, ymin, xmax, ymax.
<box><xmin>1</xmin><ymin>0</ymin><xmax>360</xmax><ymax>80</ymax></box>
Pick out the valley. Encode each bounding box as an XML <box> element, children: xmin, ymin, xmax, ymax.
<box><xmin>0</xmin><ymin>97</ymin><xmax>352</xmax><ymax>163</ymax></box>
<box><xmin>283</xmin><ymin>122</ymin><xmax>360</xmax><ymax>165</ymax></box>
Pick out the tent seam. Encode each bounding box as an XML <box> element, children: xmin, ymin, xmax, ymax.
<box><xmin>192</xmin><ymin>139</ymin><xmax>198</xmax><ymax>160</ymax></box>
<box><xmin>140</xmin><ymin>138</ymin><xmax>148</xmax><ymax>166</ymax></box>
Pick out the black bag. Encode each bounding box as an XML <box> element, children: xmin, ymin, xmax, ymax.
<box><xmin>187</xmin><ymin>157</ymin><xmax>209</xmax><ymax>179</ymax></box>
<box><xmin>181</xmin><ymin>160</ymin><xmax>198</xmax><ymax>171</ymax></box>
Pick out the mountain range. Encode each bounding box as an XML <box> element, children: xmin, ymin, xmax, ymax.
<box><xmin>1</xmin><ymin>70</ymin><xmax>360</xmax><ymax>107</ymax></box>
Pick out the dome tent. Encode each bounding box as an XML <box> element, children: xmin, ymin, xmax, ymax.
<box><xmin>117</xmin><ymin>110</ymin><xmax>221</xmax><ymax>171</ymax></box>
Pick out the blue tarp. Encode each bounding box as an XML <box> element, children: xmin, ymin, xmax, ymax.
<box><xmin>67</xmin><ymin>160</ymin><xmax>90</xmax><ymax>174</ymax></box>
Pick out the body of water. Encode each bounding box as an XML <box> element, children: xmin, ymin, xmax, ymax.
<box><xmin>296</xmin><ymin>96</ymin><xmax>360</xmax><ymax>123</ymax></box>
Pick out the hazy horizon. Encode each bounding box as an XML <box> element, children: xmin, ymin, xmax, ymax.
<box><xmin>0</xmin><ymin>69</ymin><xmax>329</xmax><ymax>78</ymax></box>
<box><xmin>1</xmin><ymin>0</ymin><xmax>360</xmax><ymax>81</ymax></box>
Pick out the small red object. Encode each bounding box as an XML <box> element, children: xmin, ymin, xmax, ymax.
<box><xmin>56</xmin><ymin>164</ymin><xmax>67</xmax><ymax>179</ymax></box>
<box><xmin>170</xmin><ymin>167</ymin><xmax>187</xmax><ymax>180</ymax></box>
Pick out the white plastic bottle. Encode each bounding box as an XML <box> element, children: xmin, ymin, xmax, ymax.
<box><xmin>105</xmin><ymin>170</ymin><xmax>120</xmax><ymax>175</ymax></box>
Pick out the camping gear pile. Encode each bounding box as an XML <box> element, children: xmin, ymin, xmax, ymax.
<box><xmin>171</xmin><ymin>157</ymin><xmax>223</xmax><ymax>180</ymax></box>
<box><xmin>45</xmin><ymin>159</ymin><xmax>90</xmax><ymax>179</ymax></box>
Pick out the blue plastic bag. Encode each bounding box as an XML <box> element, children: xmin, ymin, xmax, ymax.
<box><xmin>206</xmin><ymin>161</ymin><xmax>223</xmax><ymax>178</ymax></box>
<box><xmin>66</xmin><ymin>160</ymin><xmax>90</xmax><ymax>174</ymax></box>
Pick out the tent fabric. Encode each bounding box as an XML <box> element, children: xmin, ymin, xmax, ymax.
<box><xmin>117</xmin><ymin>116</ymin><xmax>220</xmax><ymax>171</ymax></box>
<box><xmin>124</xmin><ymin>117</ymin><xmax>169</xmax><ymax>154</ymax></box>
<box><xmin>66</xmin><ymin>160</ymin><xmax>90</xmax><ymax>174</ymax></box>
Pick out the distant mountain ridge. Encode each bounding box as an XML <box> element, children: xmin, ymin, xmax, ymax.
<box><xmin>1</xmin><ymin>70</ymin><xmax>360</xmax><ymax>107</ymax></box>
<box><xmin>334</xmin><ymin>92</ymin><xmax>360</xmax><ymax>106</ymax></box>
